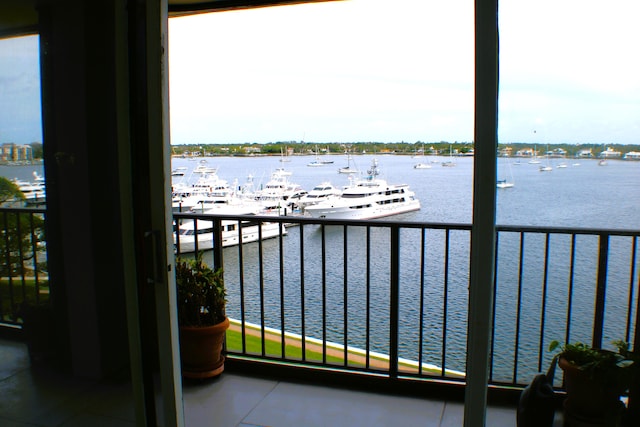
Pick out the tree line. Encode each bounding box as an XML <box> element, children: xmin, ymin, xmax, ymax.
<box><xmin>171</xmin><ymin>141</ymin><xmax>640</xmax><ymax>158</ymax></box>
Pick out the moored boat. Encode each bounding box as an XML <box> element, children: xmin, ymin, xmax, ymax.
<box><xmin>174</xmin><ymin>206</ymin><xmax>286</xmax><ymax>253</ymax></box>
<box><xmin>304</xmin><ymin>158</ymin><xmax>421</xmax><ymax>220</ymax></box>
<box><xmin>297</xmin><ymin>182</ymin><xmax>342</xmax><ymax>209</ymax></box>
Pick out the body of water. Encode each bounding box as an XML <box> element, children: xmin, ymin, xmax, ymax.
<box><xmin>171</xmin><ymin>153</ymin><xmax>640</xmax><ymax>229</ymax></box>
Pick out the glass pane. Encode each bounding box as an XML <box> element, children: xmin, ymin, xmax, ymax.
<box><xmin>497</xmin><ymin>0</ymin><xmax>640</xmax><ymax>228</ymax></box>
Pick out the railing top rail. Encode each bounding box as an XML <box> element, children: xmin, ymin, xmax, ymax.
<box><xmin>173</xmin><ymin>211</ymin><xmax>473</xmax><ymax>231</ymax></box>
<box><xmin>495</xmin><ymin>224</ymin><xmax>640</xmax><ymax>237</ymax></box>
<box><xmin>174</xmin><ymin>211</ymin><xmax>640</xmax><ymax>236</ymax></box>
<box><xmin>0</xmin><ymin>207</ymin><xmax>46</xmax><ymax>214</ymax></box>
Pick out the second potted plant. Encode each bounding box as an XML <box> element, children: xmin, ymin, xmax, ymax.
<box><xmin>175</xmin><ymin>253</ymin><xmax>228</xmax><ymax>379</ymax></box>
<box><xmin>549</xmin><ymin>340</ymin><xmax>636</xmax><ymax>426</ymax></box>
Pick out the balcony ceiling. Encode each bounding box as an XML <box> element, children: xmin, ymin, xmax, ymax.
<box><xmin>0</xmin><ymin>0</ymin><xmax>339</xmax><ymax>37</ymax></box>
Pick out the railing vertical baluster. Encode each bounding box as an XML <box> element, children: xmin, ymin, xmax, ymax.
<box><xmin>633</xmin><ymin>236</ymin><xmax>640</xmax><ymax>352</ymax></box>
<box><xmin>366</xmin><ymin>226</ymin><xmax>371</xmax><ymax>370</ymax></box>
<box><xmin>565</xmin><ymin>234</ymin><xmax>577</xmax><ymax>345</ymax></box>
<box><xmin>173</xmin><ymin>218</ymin><xmax>180</xmax><ymax>256</ymax></box>
<box><xmin>389</xmin><ymin>225</ymin><xmax>400</xmax><ymax>378</ymax></box>
<box><xmin>625</xmin><ymin>236</ymin><xmax>637</xmax><ymax>343</ymax></box>
<box><xmin>343</xmin><ymin>224</ymin><xmax>348</xmax><ymax>366</ymax></box>
<box><xmin>279</xmin><ymin>222</ymin><xmax>286</xmax><ymax>359</ymax></box>
<box><xmin>538</xmin><ymin>233</ymin><xmax>551</xmax><ymax>373</ymax></box>
<box><xmin>258</xmin><ymin>224</ymin><xmax>266</xmax><ymax>357</ymax></box>
<box><xmin>632</xmin><ymin>237</ymin><xmax>640</xmax><ymax>427</ymax></box>
<box><xmin>29</xmin><ymin>213</ymin><xmax>39</xmax><ymax>304</ymax></box>
<box><xmin>593</xmin><ymin>233</ymin><xmax>609</xmax><ymax>349</ymax></box>
<box><xmin>441</xmin><ymin>229</ymin><xmax>450</xmax><ymax>377</ymax></box>
<box><xmin>16</xmin><ymin>213</ymin><xmax>26</xmax><ymax>303</ymax></box>
<box><xmin>212</xmin><ymin>218</ymin><xmax>223</xmax><ymax>270</ymax></box>
<box><xmin>192</xmin><ymin>217</ymin><xmax>199</xmax><ymax>255</ymax></box>
<box><xmin>418</xmin><ymin>228</ymin><xmax>426</xmax><ymax>375</ymax></box>
<box><xmin>513</xmin><ymin>231</ymin><xmax>525</xmax><ymax>384</ymax></box>
<box><xmin>321</xmin><ymin>224</ymin><xmax>327</xmax><ymax>364</ymax></box>
<box><xmin>237</xmin><ymin>221</ymin><xmax>246</xmax><ymax>354</ymax></box>
<box><xmin>1</xmin><ymin>211</ymin><xmax>8</xmax><ymax>319</ymax></box>
<box><xmin>300</xmin><ymin>223</ymin><xmax>306</xmax><ymax>361</ymax></box>
<box><xmin>489</xmin><ymin>230</ymin><xmax>500</xmax><ymax>382</ymax></box>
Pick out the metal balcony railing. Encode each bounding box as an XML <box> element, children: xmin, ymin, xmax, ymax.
<box><xmin>0</xmin><ymin>207</ymin><xmax>48</xmax><ymax>326</ymax></box>
<box><xmin>173</xmin><ymin>211</ymin><xmax>640</xmax><ymax>390</ymax></box>
<box><xmin>1</xmin><ymin>207</ymin><xmax>637</xmax><ymax>395</ymax></box>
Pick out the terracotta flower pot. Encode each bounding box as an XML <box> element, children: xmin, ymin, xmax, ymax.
<box><xmin>179</xmin><ymin>317</ymin><xmax>229</xmax><ymax>379</ymax></box>
<box><xmin>559</xmin><ymin>356</ymin><xmax>625</xmax><ymax>426</ymax></box>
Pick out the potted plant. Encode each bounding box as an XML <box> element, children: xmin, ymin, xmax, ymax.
<box><xmin>549</xmin><ymin>340</ymin><xmax>636</xmax><ymax>426</ymax></box>
<box><xmin>175</xmin><ymin>253</ymin><xmax>228</xmax><ymax>378</ymax></box>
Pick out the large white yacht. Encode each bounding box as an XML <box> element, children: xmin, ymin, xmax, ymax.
<box><xmin>297</xmin><ymin>182</ymin><xmax>342</xmax><ymax>210</ymax></box>
<box><xmin>254</xmin><ymin>169</ymin><xmax>306</xmax><ymax>211</ymax></box>
<box><xmin>13</xmin><ymin>172</ymin><xmax>46</xmax><ymax>205</ymax></box>
<box><xmin>174</xmin><ymin>205</ymin><xmax>286</xmax><ymax>253</ymax></box>
<box><xmin>304</xmin><ymin>158</ymin><xmax>421</xmax><ymax>220</ymax></box>
<box><xmin>172</xmin><ymin>172</ymin><xmax>237</xmax><ymax>212</ymax></box>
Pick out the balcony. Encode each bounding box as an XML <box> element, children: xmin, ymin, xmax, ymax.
<box><xmin>1</xmin><ymin>336</ymin><xmax>528</xmax><ymax>426</ymax></box>
<box><xmin>172</xmin><ymin>210</ymin><xmax>639</xmax><ymax>397</ymax></box>
<box><xmin>2</xmin><ymin>207</ymin><xmax>638</xmax><ymax>425</ymax></box>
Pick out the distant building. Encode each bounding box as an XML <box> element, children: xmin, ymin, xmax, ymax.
<box><xmin>576</xmin><ymin>149</ymin><xmax>593</xmax><ymax>158</ymax></box>
<box><xmin>599</xmin><ymin>147</ymin><xmax>622</xmax><ymax>158</ymax></box>
<box><xmin>515</xmin><ymin>148</ymin><xmax>535</xmax><ymax>157</ymax></box>
<box><xmin>545</xmin><ymin>147</ymin><xmax>566</xmax><ymax>158</ymax></box>
<box><xmin>623</xmin><ymin>151</ymin><xmax>640</xmax><ymax>161</ymax></box>
<box><xmin>498</xmin><ymin>147</ymin><xmax>512</xmax><ymax>157</ymax></box>
<box><xmin>1</xmin><ymin>143</ymin><xmax>33</xmax><ymax>162</ymax></box>
<box><xmin>243</xmin><ymin>146</ymin><xmax>262</xmax><ymax>154</ymax></box>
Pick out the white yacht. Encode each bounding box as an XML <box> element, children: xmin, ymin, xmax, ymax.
<box><xmin>297</xmin><ymin>182</ymin><xmax>342</xmax><ymax>210</ymax></box>
<box><xmin>172</xmin><ymin>172</ymin><xmax>234</xmax><ymax>212</ymax></box>
<box><xmin>174</xmin><ymin>206</ymin><xmax>286</xmax><ymax>253</ymax></box>
<box><xmin>496</xmin><ymin>179</ymin><xmax>514</xmax><ymax>189</ymax></box>
<box><xmin>192</xmin><ymin>159</ymin><xmax>217</xmax><ymax>175</ymax></box>
<box><xmin>413</xmin><ymin>162</ymin><xmax>431</xmax><ymax>169</ymax></box>
<box><xmin>13</xmin><ymin>172</ymin><xmax>46</xmax><ymax>205</ymax></box>
<box><xmin>255</xmin><ymin>169</ymin><xmax>306</xmax><ymax>211</ymax></box>
<box><xmin>305</xmin><ymin>158</ymin><xmax>421</xmax><ymax>220</ymax></box>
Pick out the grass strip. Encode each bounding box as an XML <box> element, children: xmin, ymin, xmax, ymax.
<box><xmin>224</xmin><ymin>325</ymin><xmax>462</xmax><ymax>377</ymax></box>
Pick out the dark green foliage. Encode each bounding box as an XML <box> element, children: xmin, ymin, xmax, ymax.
<box><xmin>549</xmin><ymin>340</ymin><xmax>637</xmax><ymax>392</ymax></box>
<box><xmin>0</xmin><ymin>211</ymin><xmax>46</xmax><ymax>278</ymax></box>
<box><xmin>0</xmin><ymin>176</ymin><xmax>25</xmax><ymax>204</ymax></box>
<box><xmin>175</xmin><ymin>253</ymin><xmax>226</xmax><ymax>327</ymax></box>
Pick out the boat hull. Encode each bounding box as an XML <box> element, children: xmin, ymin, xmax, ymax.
<box><xmin>305</xmin><ymin>199</ymin><xmax>421</xmax><ymax>220</ymax></box>
<box><xmin>175</xmin><ymin>220</ymin><xmax>286</xmax><ymax>253</ymax></box>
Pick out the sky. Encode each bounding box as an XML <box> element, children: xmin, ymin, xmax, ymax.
<box><xmin>0</xmin><ymin>35</ymin><xmax>41</xmax><ymax>145</ymax></box>
<box><xmin>1</xmin><ymin>0</ymin><xmax>639</xmax><ymax>146</ymax></box>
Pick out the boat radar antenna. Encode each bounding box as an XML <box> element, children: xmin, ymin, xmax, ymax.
<box><xmin>366</xmin><ymin>158</ymin><xmax>380</xmax><ymax>178</ymax></box>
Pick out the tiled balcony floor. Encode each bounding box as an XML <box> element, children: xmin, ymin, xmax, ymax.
<box><xmin>1</xmin><ymin>338</ymin><xmax>562</xmax><ymax>426</ymax></box>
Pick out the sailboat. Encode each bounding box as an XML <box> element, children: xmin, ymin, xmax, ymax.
<box><xmin>307</xmin><ymin>145</ymin><xmax>324</xmax><ymax>167</ymax></box>
<box><xmin>528</xmin><ymin>144</ymin><xmax>541</xmax><ymax>164</ymax></box>
<box><xmin>279</xmin><ymin>146</ymin><xmax>291</xmax><ymax>162</ymax></box>
<box><xmin>413</xmin><ymin>144</ymin><xmax>431</xmax><ymax>169</ymax></box>
<box><xmin>441</xmin><ymin>145</ymin><xmax>456</xmax><ymax>167</ymax></box>
<box><xmin>338</xmin><ymin>152</ymin><xmax>359</xmax><ymax>174</ymax></box>
<box><xmin>496</xmin><ymin>156</ymin><xmax>515</xmax><ymax>188</ymax></box>
<box><xmin>539</xmin><ymin>146</ymin><xmax>552</xmax><ymax>171</ymax></box>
